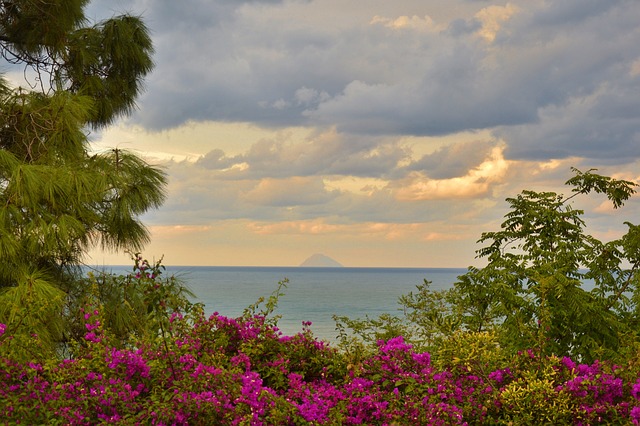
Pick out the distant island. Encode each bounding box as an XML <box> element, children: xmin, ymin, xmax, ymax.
<box><xmin>299</xmin><ymin>253</ymin><xmax>343</xmax><ymax>267</ymax></box>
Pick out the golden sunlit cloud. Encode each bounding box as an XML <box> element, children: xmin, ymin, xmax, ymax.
<box><xmin>394</xmin><ymin>145</ymin><xmax>509</xmax><ymax>201</ymax></box>
<box><xmin>369</xmin><ymin>14</ymin><xmax>438</xmax><ymax>31</ymax></box>
<box><xmin>536</xmin><ymin>158</ymin><xmax>570</xmax><ymax>172</ymax></box>
<box><xmin>475</xmin><ymin>4</ymin><xmax>518</xmax><ymax>42</ymax></box>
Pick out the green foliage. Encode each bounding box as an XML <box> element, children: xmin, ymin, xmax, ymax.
<box><xmin>0</xmin><ymin>1</ymin><xmax>87</xmax><ymax>53</ymax></box>
<box><xmin>334</xmin><ymin>313</ymin><xmax>410</xmax><ymax>351</ymax></box>
<box><xmin>467</xmin><ymin>168</ymin><xmax>638</xmax><ymax>361</ymax></box>
<box><xmin>2</xmin><ymin>259</ymin><xmax>640</xmax><ymax>424</ymax></box>
<box><xmin>0</xmin><ymin>2</ymin><xmax>164</xmax><ymax>361</ymax></box>
<box><xmin>227</xmin><ymin>280</ymin><xmax>348</xmax><ymax>390</ymax></box>
<box><xmin>499</xmin><ymin>359</ymin><xmax>576</xmax><ymax>424</ymax></box>
<box><xmin>0</xmin><ymin>267</ymin><xmax>66</xmax><ymax>362</ymax></box>
<box><xmin>398</xmin><ymin>279</ymin><xmax>468</xmax><ymax>348</ymax></box>
<box><xmin>0</xmin><ymin>254</ymin><xmax>195</xmax><ymax>363</ymax></box>
<box><xmin>337</xmin><ymin>168</ymin><xmax>640</xmax><ymax>363</ymax></box>
<box><xmin>64</xmin><ymin>254</ymin><xmax>195</xmax><ymax>350</ymax></box>
<box><xmin>434</xmin><ymin>330</ymin><xmax>506</xmax><ymax>378</ymax></box>
<box><xmin>0</xmin><ymin>1</ymin><xmax>153</xmax><ymax>127</ymax></box>
<box><xmin>566</xmin><ymin>167</ymin><xmax>637</xmax><ymax>208</ymax></box>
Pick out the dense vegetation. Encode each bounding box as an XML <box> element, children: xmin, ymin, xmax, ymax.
<box><xmin>3</xmin><ymin>1</ymin><xmax>640</xmax><ymax>424</ymax></box>
<box><xmin>3</xmin><ymin>249</ymin><xmax>640</xmax><ymax>425</ymax></box>
<box><xmin>336</xmin><ymin>168</ymin><xmax>640</xmax><ymax>365</ymax></box>
<box><xmin>2</xmin><ymin>170</ymin><xmax>640</xmax><ymax>424</ymax></box>
<box><xmin>0</xmin><ymin>0</ymin><xmax>166</xmax><ymax>359</ymax></box>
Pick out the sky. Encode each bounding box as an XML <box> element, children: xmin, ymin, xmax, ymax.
<box><xmin>75</xmin><ymin>0</ymin><xmax>640</xmax><ymax>267</ymax></box>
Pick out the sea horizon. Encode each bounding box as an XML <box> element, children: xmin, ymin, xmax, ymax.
<box><xmin>85</xmin><ymin>266</ymin><xmax>468</xmax><ymax>342</ymax></box>
<box><xmin>88</xmin><ymin>264</ymin><xmax>471</xmax><ymax>272</ymax></box>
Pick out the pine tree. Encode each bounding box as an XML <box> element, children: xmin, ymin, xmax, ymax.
<box><xmin>0</xmin><ymin>1</ymin><xmax>165</xmax><ymax>359</ymax></box>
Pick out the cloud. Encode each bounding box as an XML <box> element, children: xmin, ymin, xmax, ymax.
<box><xmin>88</xmin><ymin>0</ymin><xmax>640</xmax><ymax>165</ymax></box>
<box><xmin>248</xmin><ymin>220</ymin><xmax>343</xmax><ymax>235</ymax></box>
<box><xmin>247</xmin><ymin>220</ymin><xmax>470</xmax><ymax>242</ymax></box>
<box><xmin>499</xmin><ymin>80</ymin><xmax>640</xmax><ymax>162</ymax></box>
<box><xmin>141</xmin><ymin>134</ymin><xmax>517</xmax><ymax>232</ymax></box>
<box><xmin>194</xmin><ymin>129</ymin><xmax>409</xmax><ymax>179</ymax></box>
<box><xmin>474</xmin><ymin>4</ymin><xmax>518</xmax><ymax>42</ymax></box>
<box><xmin>369</xmin><ymin>14</ymin><xmax>437</xmax><ymax>32</ymax></box>
<box><xmin>243</xmin><ymin>176</ymin><xmax>338</xmax><ymax>207</ymax></box>
<box><xmin>406</xmin><ymin>139</ymin><xmax>498</xmax><ymax>179</ymax></box>
<box><xmin>393</xmin><ymin>144</ymin><xmax>509</xmax><ymax>201</ymax></box>
<box><xmin>521</xmin><ymin>0</ymin><xmax>621</xmax><ymax>28</ymax></box>
<box><xmin>83</xmin><ymin>0</ymin><xmax>640</xmax><ymax>267</ymax></box>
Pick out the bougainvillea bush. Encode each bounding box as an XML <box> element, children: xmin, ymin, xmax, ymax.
<box><xmin>2</xmin><ymin>262</ymin><xmax>640</xmax><ymax>425</ymax></box>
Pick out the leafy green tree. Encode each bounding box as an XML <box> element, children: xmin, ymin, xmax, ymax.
<box><xmin>337</xmin><ymin>168</ymin><xmax>639</xmax><ymax>363</ymax></box>
<box><xmin>0</xmin><ymin>0</ymin><xmax>166</xmax><ymax>359</ymax></box>
<box><xmin>459</xmin><ymin>168</ymin><xmax>637</xmax><ymax>361</ymax></box>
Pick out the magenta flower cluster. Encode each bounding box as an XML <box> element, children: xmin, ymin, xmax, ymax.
<box><xmin>2</xmin><ymin>310</ymin><xmax>640</xmax><ymax>424</ymax></box>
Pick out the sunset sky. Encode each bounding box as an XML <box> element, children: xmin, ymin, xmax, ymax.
<box><xmin>75</xmin><ymin>0</ymin><xmax>640</xmax><ymax>267</ymax></box>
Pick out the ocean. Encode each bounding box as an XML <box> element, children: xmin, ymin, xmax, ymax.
<box><xmin>164</xmin><ymin>266</ymin><xmax>468</xmax><ymax>342</ymax></box>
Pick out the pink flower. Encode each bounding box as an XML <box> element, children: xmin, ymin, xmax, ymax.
<box><xmin>84</xmin><ymin>332</ymin><xmax>100</xmax><ymax>343</ymax></box>
<box><xmin>632</xmin><ymin>379</ymin><xmax>640</xmax><ymax>400</ymax></box>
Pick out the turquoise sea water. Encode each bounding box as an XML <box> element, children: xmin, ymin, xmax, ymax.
<box><xmin>163</xmin><ymin>266</ymin><xmax>467</xmax><ymax>342</ymax></box>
